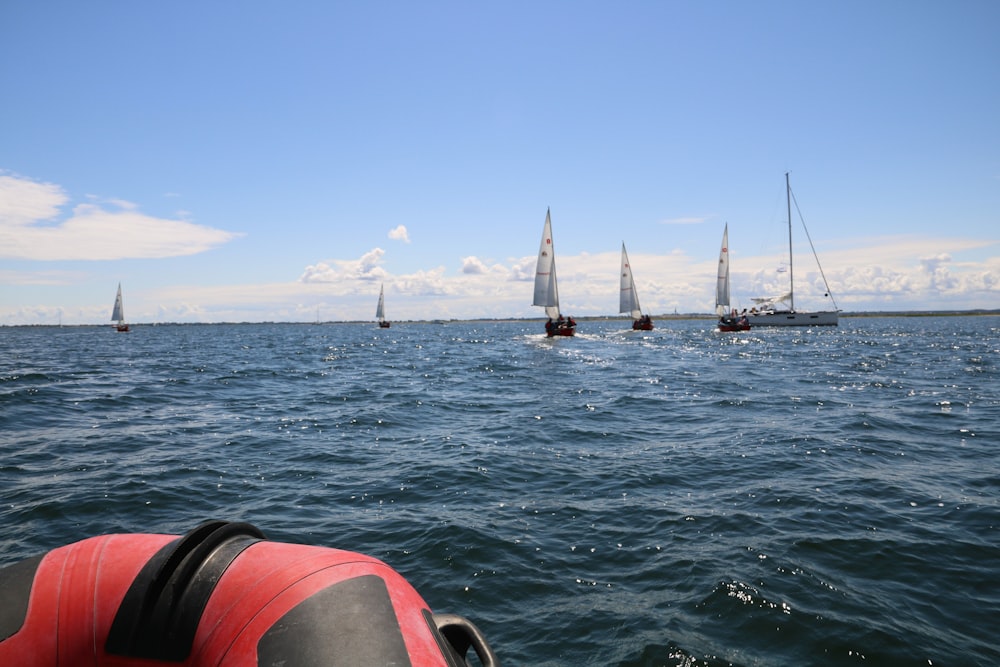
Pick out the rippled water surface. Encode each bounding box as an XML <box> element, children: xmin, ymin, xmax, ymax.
<box><xmin>2</xmin><ymin>317</ymin><xmax>998</xmax><ymax>666</ymax></box>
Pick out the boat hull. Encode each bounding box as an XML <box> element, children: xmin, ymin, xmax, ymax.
<box><xmin>0</xmin><ymin>520</ymin><xmax>497</xmax><ymax>667</ymax></box>
<box><xmin>718</xmin><ymin>321</ymin><xmax>751</xmax><ymax>332</ymax></box>
<box><xmin>546</xmin><ymin>325</ymin><xmax>576</xmax><ymax>337</ymax></box>
<box><xmin>378</xmin><ymin>321</ymin><xmax>391</xmax><ymax>328</ymax></box>
<box><xmin>748</xmin><ymin>311</ymin><xmax>838</xmax><ymax>327</ymax></box>
<box><xmin>632</xmin><ymin>320</ymin><xmax>653</xmax><ymax>331</ymax></box>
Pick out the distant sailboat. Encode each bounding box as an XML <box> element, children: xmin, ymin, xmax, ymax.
<box><xmin>111</xmin><ymin>283</ymin><xmax>129</xmax><ymax>332</ymax></box>
<box><xmin>376</xmin><ymin>284</ymin><xmax>390</xmax><ymax>328</ymax></box>
<box><xmin>620</xmin><ymin>243</ymin><xmax>653</xmax><ymax>330</ymax></box>
<box><xmin>533</xmin><ymin>208</ymin><xmax>575</xmax><ymax>337</ymax></box>
<box><xmin>748</xmin><ymin>173</ymin><xmax>839</xmax><ymax>326</ymax></box>
<box><xmin>716</xmin><ymin>224</ymin><xmax>750</xmax><ymax>332</ymax></box>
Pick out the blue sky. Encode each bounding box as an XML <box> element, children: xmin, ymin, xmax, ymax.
<box><xmin>2</xmin><ymin>1</ymin><xmax>997</xmax><ymax>324</ymax></box>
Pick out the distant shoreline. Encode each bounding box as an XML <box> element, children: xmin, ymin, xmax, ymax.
<box><xmin>6</xmin><ymin>310</ymin><xmax>999</xmax><ymax>328</ymax></box>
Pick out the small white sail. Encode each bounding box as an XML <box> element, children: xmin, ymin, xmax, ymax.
<box><xmin>111</xmin><ymin>283</ymin><xmax>125</xmax><ymax>324</ymax></box>
<box><xmin>111</xmin><ymin>282</ymin><xmax>129</xmax><ymax>331</ymax></box>
<box><xmin>532</xmin><ymin>208</ymin><xmax>561</xmax><ymax>320</ymax></box>
<box><xmin>619</xmin><ymin>243</ymin><xmax>642</xmax><ymax>320</ymax></box>
<box><xmin>716</xmin><ymin>224</ymin><xmax>730</xmax><ymax>317</ymax></box>
<box><xmin>376</xmin><ymin>284</ymin><xmax>386</xmax><ymax>322</ymax></box>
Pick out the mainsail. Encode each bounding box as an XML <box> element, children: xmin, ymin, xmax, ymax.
<box><xmin>619</xmin><ymin>243</ymin><xmax>642</xmax><ymax>320</ymax></box>
<box><xmin>716</xmin><ymin>224</ymin><xmax>730</xmax><ymax>316</ymax></box>
<box><xmin>532</xmin><ymin>209</ymin><xmax>560</xmax><ymax>320</ymax></box>
<box><xmin>111</xmin><ymin>283</ymin><xmax>125</xmax><ymax>324</ymax></box>
<box><xmin>376</xmin><ymin>284</ymin><xmax>386</xmax><ymax>322</ymax></box>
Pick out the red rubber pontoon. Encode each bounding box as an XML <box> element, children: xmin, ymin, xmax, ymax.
<box><xmin>0</xmin><ymin>520</ymin><xmax>497</xmax><ymax>666</ymax></box>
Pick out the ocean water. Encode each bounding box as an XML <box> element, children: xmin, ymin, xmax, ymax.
<box><xmin>1</xmin><ymin>317</ymin><xmax>997</xmax><ymax>666</ymax></box>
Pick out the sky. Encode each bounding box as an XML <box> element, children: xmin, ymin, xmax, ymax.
<box><xmin>1</xmin><ymin>1</ymin><xmax>998</xmax><ymax>325</ymax></box>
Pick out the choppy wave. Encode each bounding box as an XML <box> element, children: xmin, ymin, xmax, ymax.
<box><xmin>1</xmin><ymin>317</ymin><xmax>998</xmax><ymax>666</ymax></box>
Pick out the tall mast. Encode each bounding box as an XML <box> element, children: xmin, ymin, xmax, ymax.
<box><xmin>786</xmin><ymin>172</ymin><xmax>794</xmax><ymax>312</ymax></box>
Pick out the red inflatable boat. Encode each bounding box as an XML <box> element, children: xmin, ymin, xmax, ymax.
<box><xmin>0</xmin><ymin>520</ymin><xmax>498</xmax><ymax>666</ymax></box>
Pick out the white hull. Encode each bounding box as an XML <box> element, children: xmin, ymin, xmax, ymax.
<box><xmin>748</xmin><ymin>310</ymin><xmax>838</xmax><ymax>327</ymax></box>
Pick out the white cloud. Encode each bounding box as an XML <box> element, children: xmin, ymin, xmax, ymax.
<box><xmin>0</xmin><ymin>173</ymin><xmax>241</xmax><ymax>260</ymax></box>
<box><xmin>461</xmin><ymin>256</ymin><xmax>488</xmax><ymax>274</ymax></box>
<box><xmin>299</xmin><ymin>248</ymin><xmax>388</xmax><ymax>283</ymax></box>
<box><xmin>358</xmin><ymin>247</ymin><xmax>385</xmax><ymax>274</ymax></box>
<box><xmin>298</xmin><ymin>262</ymin><xmax>338</xmax><ymax>283</ymax></box>
<box><xmin>919</xmin><ymin>253</ymin><xmax>956</xmax><ymax>290</ymax></box>
<box><xmin>395</xmin><ymin>267</ymin><xmax>449</xmax><ymax>295</ymax></box>
<box><xmin>0</xmin><ymin>173</ymin><xmax>66</xmax><ymax>225</ymax></box>
<box><xmin>509</xmin><ymin>256</ymin><xmax>536</xmax><ymax>281</ymax></box>
<box><xmin>388</xmin><ymin>225</ymin><xmax>410</xmax><ymax>243</ymax></box>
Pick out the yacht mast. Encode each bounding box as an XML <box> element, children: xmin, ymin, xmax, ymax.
<box><xmin>786</xmin><ymin>172</ymin><xmax>794</xmax><ymax>312</ymax></box>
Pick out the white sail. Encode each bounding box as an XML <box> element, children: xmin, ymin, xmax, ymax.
<box><xmin>716</xmin><ymin>224</ymin><xmax>730</xmax><ymax>316</ymax></box>
<box><xmin>376</xmin><ymin>284</ymin><xmax>386</xmax><ymax>322</ymax></box>
<box><xmin>619</xmin><ymin>243</ymin><xmax>642</xmax><ymax>320</ymax></box>
<box><xmin>532</xmin><ymin>209</ymin><xmax>560</xmax><ymax>320</ymax></box>
<box><xmin>111</xmin><ymin>283</ymin><xmax>125</xmax><ymax>324</ymax></box>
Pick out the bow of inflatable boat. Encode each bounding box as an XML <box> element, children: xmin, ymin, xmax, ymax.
<box><xmin>0</xmin><ymin>520</ymin><xmax>498</xmax><ymax>666</ymax></box>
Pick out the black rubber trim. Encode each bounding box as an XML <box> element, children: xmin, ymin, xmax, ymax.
<box><xmin>105</xmin><ymin>520</ymin><xmax>265</xmax><ymax>661</ymax></box>
<box><xmin>0</xmin><ymin>553</ymin><xmax>44</xmax><ymax>642</ymax></box>
<box><xmin>257</xmin><ymin>574</ymin><xmax>412</xmax><ymax>666</ymax></box>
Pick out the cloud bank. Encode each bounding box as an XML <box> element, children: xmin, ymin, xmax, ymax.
<box><xmin>299</xmin><ymin>248</ymin><xmax>389</xmax><ymax>283</ymax></box>
<box><xmin>0</xmin><ymin>173</ymin><xmax>241</xmax><ymax>260</ymax></box>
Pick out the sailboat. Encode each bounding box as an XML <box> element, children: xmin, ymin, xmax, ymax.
<box><xmin>716</xmin><ymin>224</ymin><xmax>750</xmax><ymax>332</ymax></box>
<box><xmin>376</xmin><ymin>284</ymin><xmax>390</xmax><ymax>328</ymax></box>
<box><xmin>620</xmin><ymin>243</ymin><xmax>653</xmax><ymax>330</ymax></box>
<box><xmin>533</xmin><ymin>208</ymin><xmax>575</xmax><ymax>337</ymax></box>
<box><xmin>111</xmin><ymin>283</ymin><xmax>129</xmax><ymax>332</ymax></box>
<box><xmin>748</xmin><ymin>173</ymin><xmax>839</xmax><ymax>327</ymax></box>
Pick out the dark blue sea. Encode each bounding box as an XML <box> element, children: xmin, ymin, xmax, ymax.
<box><xmin>2</xmin><ymin>317</ymin><xmax>998</xmax><ymax>666</ymax></box>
